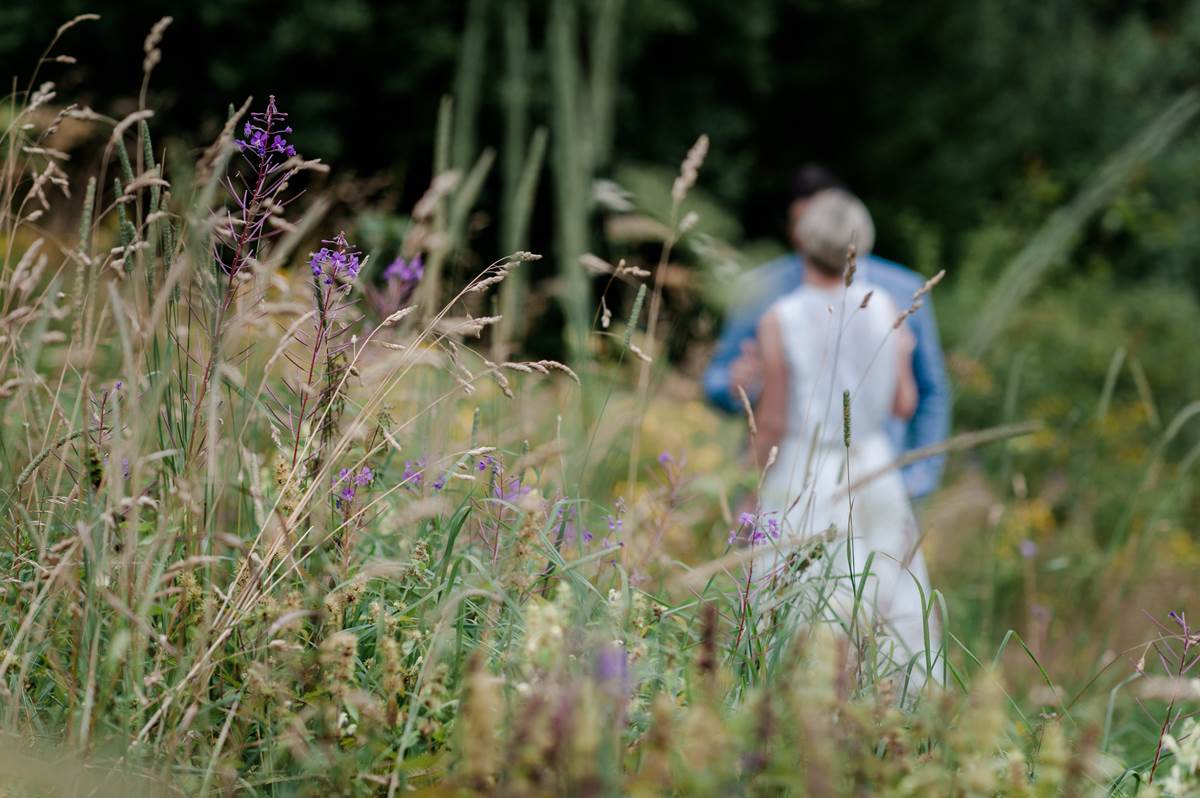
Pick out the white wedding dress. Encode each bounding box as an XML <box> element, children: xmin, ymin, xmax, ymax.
<box><xmin>758</xmin><ymin>280</ymin><xmax>939</xmax><ymax>684</ymax></box>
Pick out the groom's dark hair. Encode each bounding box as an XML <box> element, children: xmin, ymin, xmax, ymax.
<box><xmin>791</xmin><ymin>164</ymin><xmax>845</xmax><ymax>202</ymax></box>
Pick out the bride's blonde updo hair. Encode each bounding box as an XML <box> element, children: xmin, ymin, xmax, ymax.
<box><xmin>796</xmin><ymin>188</ymin><xmax>875</xmax><ymax>276</ymax></box>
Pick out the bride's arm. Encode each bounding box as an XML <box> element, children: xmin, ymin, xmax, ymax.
<box><xmin>752</xmin><ymin>311</ymin><xmax>789</xmax><ymax>469</ymax></box>
<box><xmin>893</xmin><ymin>326</ymin><xmax>918</xmax><ymax>420</ymax></box>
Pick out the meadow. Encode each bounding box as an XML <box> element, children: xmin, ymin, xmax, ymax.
<box><xmin>2</xmin><ymin>12</ymin><xmax>1200</xmax><ymax>797</ymax></box>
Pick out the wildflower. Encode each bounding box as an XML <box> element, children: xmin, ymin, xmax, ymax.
<box><xmin>366</xmin><ymin>252</ymin><xmax>424</xmax><ymax>319</ymax></box>
<box><xmin>658</xmin><ymin>450</ymin><xmax>673</xmax><ymax>465</ymax></box>
<box><xmin>595</xmin><ymin>643</ymin><xmax>630</xmax><ymax>698</ymax></box>
<box><xmin>402</xmin><ymin>459</ymin><xmax>425</xmax><ymax>489</ymax></box>
<box><xmin>607</xmin><ymin>497</ymin><xmax>626</xmax><ymax>534</ymax></box>
<box><xmin>308</xmin><ymin>231</ymin><xmax>363</xmax><ymax>285</ymax></box>
<box><xmin>432</xmin><ymin>473</ymin><xmax>447</xmax><ymax>492</ymax></box>
<box><xmin>495</xmin><ymin>476</ymin><xmax>531</xmax><ymax>505</ymax></box>
<box><xmin>383</xmin><ymin>253</ymin><xmax>424</xmax><ymax>284</ymax></box>
<box><xmin>332</xmin><ymin>463</ymin><xmax>372</xmax><ymax>507</ymax></box>
<box><xmin>553</xmin><ymin>503</ymin><xmax>592</xmax><ymax>546</ymax></box>
<box><xmin>236</xmin><ymin>97</ymin><xmax>297</xmax><ymax>160</ymax></box>
<box><xmin>1018</xmin><ymin>539</ymin><xmax>1038</xmax><ymax>559</ymax></box>
<box><xmin>730</xmin><ymin>511</ymin><xmax>780</xmax><ymax>545</ymax></box>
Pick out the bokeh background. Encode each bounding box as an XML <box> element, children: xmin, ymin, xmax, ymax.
<box><xmin>5</xmin><ymin>0</ymin><xmax>1200</xmax><ymax>758</ymax></box>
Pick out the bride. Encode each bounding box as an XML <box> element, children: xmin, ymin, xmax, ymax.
<box><xmin>751</xmin><ymin>188</ymin><xmax>938</xmax><ymax>685</ymax></box>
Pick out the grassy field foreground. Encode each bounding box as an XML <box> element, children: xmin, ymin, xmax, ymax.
<box><xmin>2</xmin><ymin>17</ymin><xmax>1200</xmax><ymax>798</ymax></box>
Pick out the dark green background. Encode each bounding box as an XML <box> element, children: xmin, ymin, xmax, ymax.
<box><xmin>6</xmin><ymin>0</ymin><xmax>1199</xmax><ymax>292</ymax></box>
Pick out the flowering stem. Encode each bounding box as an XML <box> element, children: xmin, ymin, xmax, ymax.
<box><xmin>290</xmin><ymin>281</ymin><xmax>332</xmax><ymax>472</ymax></box>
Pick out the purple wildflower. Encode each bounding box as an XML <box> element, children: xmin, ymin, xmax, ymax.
<box><xmin>236</xmin><ymin>98</ymin><xmax>297</xmax><ymax>159</ymax></box>
<box><xmin>1018</xmin><ymin>539</ymin><xmax>1038</xmax><ymax>559</ymax></box>
<box><xmin>402</xmin><ymin>459</ymin><xmax>425</xmax><ymax>490</ymax></box>
<box><xmin>336</xmin><ymin>467</ymin><xmax>351</xmax><ymax>483</ymax></box>
<box><xmin>354</xmin><ymin>466</ymin><xmax>373</xmax><ymax>487</ymax></box>
<box><xmin>495</xmin><ymin>476</ymin><xmax>531</xmax><ymax>504</ymax></box>
<box><xmin>594</xmin><ymin>643</ymin><xmax>630</xmax><ymax>698</ymax></box>
<box><xmin>383</xmin><ymin>254</ymin><xmax>424</xmax><ymax>284</ymax></box>
<box><xmin>658</xmin><ymin>450</ymin><xmax>673</xmax><ymax>465</ymax></box>
<box><xmin>219</xmin><ymin>97</ymin><xmax>300</xmax><ymax>285</ymax></box>
<box><xmin>340</xmin><ymin>485</ymin><xmax>356</xmax><ymax>503</ymax></box>
<box><xmin>432</xmin><ymin>473</ymin><xmax>447</xmax><ymax>492</ymax></box>
<box><xmin>309</xmin><ymin>232</ymin><xmax>363</xmax><ymax>285</ymax></box>
<box><xmin>730</xmin><ymin>511</ymin><xmax>780</xmax><ymax>546</ymax></box>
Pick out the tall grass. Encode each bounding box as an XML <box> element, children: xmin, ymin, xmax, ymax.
<box><xmin>0</xmin><ymin>13</ymin><xmax>1197</xmax><ymax>798</ymax></box>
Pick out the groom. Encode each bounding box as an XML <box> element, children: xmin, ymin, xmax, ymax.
<box><xmin>704</xmin><ymin>166</ymin><xmax>951</xmax><ymax>499</ymax></box>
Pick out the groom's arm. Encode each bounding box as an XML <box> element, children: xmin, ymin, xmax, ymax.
<box><xmin>902</xmin><ymin>295</ymin><xmax>951</xmax><ymax>499</ymax></box>
<box><xmin>703</xmin><ymin>309</ymin><xmax>758</xmax><ymax>413</ymax></box>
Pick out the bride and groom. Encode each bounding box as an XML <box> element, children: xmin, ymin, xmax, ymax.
<box><xmin>705</xmin><ymin>167</ymin><xmax>951</xmax><ymax>683</ymax></box>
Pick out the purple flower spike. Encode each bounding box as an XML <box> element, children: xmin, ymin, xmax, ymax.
<box><xmin>595</xmin><ymin>643</ymin><xmax>630</xmax><ymax>695</ymax></box>
<box><xmin>236</xmin><ymin>96</ymin><xmax>298</xmax><ymax>163</ymax></box>
<box><xmin>402</xmin><ymin>459</ymin><xmax>426</xmax><ymax>490</ymax></box>
<box><xmin>308</xmin><ymin>232</ymin><xmax>363</xmax><ymax>286</ymax></box>
<box><xmin>219</xmin><ymin>96</ymin><xmax>301</xmax><ymax>286</ymax></box>
<box><xmin>355</xmin><ymin>466</ymin><xmax>373</xmax><ymax>487</ymax></box>
<box><xmin>658</xmin><ymin>451</ymin><xmax>673</xmax><ymax>465</ymax></box>
<box><xmin>383</xmin><ymin>254</ymin><xmax>425</xmax><ymax>284</ymax></box>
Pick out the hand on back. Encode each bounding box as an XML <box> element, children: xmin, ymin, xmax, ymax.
<box><xmin>730</xmin><ymin>340</ymin><xmax>764</xmax><ymax>397</ymax></box>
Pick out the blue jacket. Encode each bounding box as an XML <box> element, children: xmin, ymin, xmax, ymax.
<box><xmin>703</xmin><ymin>252</ymin><xmax>950</xmax><ymax>498</ymax></box>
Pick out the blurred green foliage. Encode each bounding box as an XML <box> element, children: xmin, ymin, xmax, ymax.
<box><xmin>3</xmin><ymin>1</ymin><xmax>1198</xmax><ymax>284</ymax></box>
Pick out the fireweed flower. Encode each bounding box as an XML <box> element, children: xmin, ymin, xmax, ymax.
<box><xmin>730</xmin><ymin>511</ymin><xmax>781</xmax><ymax>546</ymax></box>
<box><xmin>220</xmin><ymin>96</ymin><xmax>300</xmax><ymax>283</ymax></box>
<box><xmin>383</xmin><ymin>253</ymin><xmax>424</xmax><ymax>284</ymax></box>
<box><xmin>547</xmin><ymin>502</ymin><xmax>592</xmax><ymax>546</ymax></box>
<box><xmin>332</xmin><ymin>464</ymin><xmax>373</xmax><ymax>507</ymax></box>
<box><xmin>309</xmin><ymin>232</ymin><xmax>363</xmax><ymax>285</ymax></box>
<box><xmin>402</xmin><ymin>459</ymin><xmax>426</xmax><ymax>490</ymax></box>
<box><xmin>366</xmin><ymin>252</ymin><xmax>424</xmax><ymax>320</ymax></box>
<box><xmin>354</xmin><ymin>466</ymin><xmax>373</xmax><ymax>487</ymax></box>
<box><xmin>494</xmin><ymin>476</ymin><xmax>530</xmax><ymax>505</ymax></box>
<box><xmin>609</xmin><ymin>499</ymin><xmax>628</xmax><ymax>535</ymax></box>
<box><xmin>594</xmin><ymin>643</ymin><xmax>630</xmax><ymax>699</ymax></box>
<box><xmin>237</xmin><ymin>110</ymin><xmax>296</xmax><ymax>159</ymax></box>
